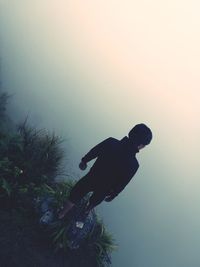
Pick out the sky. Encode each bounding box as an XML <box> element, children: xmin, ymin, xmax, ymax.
<box><xmin>0</xmin><ymin>1</ymin><xmax>200</xmax><ymax>266</ymax></box>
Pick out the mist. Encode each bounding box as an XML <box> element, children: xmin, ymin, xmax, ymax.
<box><xmin>1</xmin><ymin>1</ymin><xmax>200</xmax><ymax>266</ymax></box>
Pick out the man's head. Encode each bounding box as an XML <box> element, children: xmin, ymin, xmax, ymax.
<box><xmin>128</xmin><ymin>123</ymin><xmax>153</xmax><ymax>150</ymax></box>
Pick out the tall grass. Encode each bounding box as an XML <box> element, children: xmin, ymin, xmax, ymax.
<box><xmin>16</xmin><ymin>119</ymin><xmax>65</xmax><ymax>184</ymax></box>
<box><xmin>0</xmin><ymin>91</ymin><xmax>117</xmax><ymax>266</ymax></box>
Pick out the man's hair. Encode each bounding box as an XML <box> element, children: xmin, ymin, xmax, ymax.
<box><xmin>128</xmin><ymin>123</ymin><xmax>153</xmax><ymax>145</ymax></box>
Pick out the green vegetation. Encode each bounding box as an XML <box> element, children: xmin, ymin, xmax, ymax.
<box><xmin>0</xmin><ymin>90</ymin><xmax>117</xmax><ymax>266</ymax></box>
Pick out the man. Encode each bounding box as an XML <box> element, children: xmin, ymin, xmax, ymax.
<box><xmin>59</xmin><ymin>123</ymin><xmax>152</xmax><ymax>219</ymax></box>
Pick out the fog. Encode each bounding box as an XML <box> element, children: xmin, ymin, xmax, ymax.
<box><xmin>1</xmin><ymin>1</ymin><xmax>200</xmax><ymax>266</ymax></box>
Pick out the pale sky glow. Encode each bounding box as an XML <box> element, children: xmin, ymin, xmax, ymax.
<box><xmin>1</xmin><ymin>1</ymin><xmax>200</xmax><ymax>266</ymax></box>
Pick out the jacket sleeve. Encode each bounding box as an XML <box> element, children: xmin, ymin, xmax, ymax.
<box><xmin>110</xmin><ymin>164</ymin><xmax>139</xmax><ymax>199</ymax></box>
<box><xmin>82</xmin><ymin>137</ymin><xmax>113</xmax><ymax>163</ymax></box>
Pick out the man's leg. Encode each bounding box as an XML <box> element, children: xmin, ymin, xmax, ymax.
<box><xmin>58</xmin><ymin>200</ymin><xmax>75</xmax><ymax>219</ymax></box>
<box><xmin>59</xmin><ymin>175</ymin><xmax>93</xmax><ymax>219</ymax></box>
<box><xmin>84</xmin><ymin>191</ymin><xmax>107</xmax><ymax>214</ymax></box>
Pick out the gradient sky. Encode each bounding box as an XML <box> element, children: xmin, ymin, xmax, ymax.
<box><xmin>1</xmin><ymin>1</ymin><xmax>200</xmax><ymax>266</ymax></box>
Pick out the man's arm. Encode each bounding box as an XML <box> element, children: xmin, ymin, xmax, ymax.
<box><xmin>81</xmin><ymin>137</ymin><xmax>114</xmax><ymax>163</ymax></box>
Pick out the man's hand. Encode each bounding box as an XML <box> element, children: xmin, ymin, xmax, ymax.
<box><xmin>104</xmin><ymin>195</ymin><xmax>115</xmax><ymax>202</ymax></box>
<box><xmin>79</xmin><ymin>160</ymin><xmax>87</xmax><ymax>170</ymax></box>
<box><xmin>104</xmin><ymin>189</ymin><xmax>117</xmax><ymax>202</ymax></box>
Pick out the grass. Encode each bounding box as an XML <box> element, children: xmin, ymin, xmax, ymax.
<box><xmin>0</xmin><ymin>90</ymin><xmax>117</xmax><ymax>266</ymax></box>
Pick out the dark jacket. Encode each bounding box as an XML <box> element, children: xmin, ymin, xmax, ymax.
<box><xmin>82</xmin><ymin>136</ymin><xmax>139</xmax><ymax>198</ymax></box>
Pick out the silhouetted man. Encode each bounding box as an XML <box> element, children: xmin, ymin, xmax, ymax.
<box><xmin>59</xmin><ymin>123</ymin><xmax>152</xmax><ymax>219</ymax></box>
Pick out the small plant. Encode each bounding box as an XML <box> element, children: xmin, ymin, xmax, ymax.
<box><xmin>50</xmin><ymin>180</ymin><xmax>75</xmax><ymax>210</ymax></box>
<box><xmin>44</xmin><ymin>180</ymin><xmax>117</xmax><ymax>267</ymax></box>
<box><xmin>0</xmin><ymin>177</ymin><xmax>12</xmax><ymax>197</ymax></box>
<box><xmin>44</xmin><ymin>180</ymin><xmax>77</xmax><ymax>251</ymax></box>
<box><xmin>0</xmin><ymin>93</ymin><xmax>116</xmax><ymax>266</ymax></box>
<box><xmin>85</xmin><ymin>219</ymin><xmax>117</xmax><ymax>267</ymax></box>
<box><xmin>49</xmin><ymin>217</ymin><xmax>72</xmax><ymax>252</ymax></box>
<box><xmin>16</xmin><ymin>119</ymin><xmax>65</xmax><ymax>184</ymax></box>
<box><xmin>0</xmin><ymin>156</ymin><xmax>22</xmax><ymax>201</ymax></box>
<box><xmin>0</xmin><ymin>119</ymin><xmax>66</xmax><ymax>212</ymax></box>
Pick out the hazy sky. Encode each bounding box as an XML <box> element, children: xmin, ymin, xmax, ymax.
<box><xmin>1</xmin><ymin>1</ymin><xmax>200</xmax><ymax>266</ymax></box>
